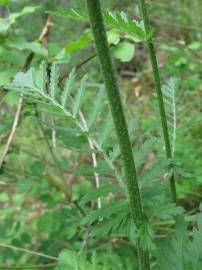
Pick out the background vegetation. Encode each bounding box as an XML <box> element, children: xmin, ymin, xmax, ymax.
<box><xmin>0</xmin><ymin>0</ymin><xmax>201</xmax><ymax>269</ymax></box>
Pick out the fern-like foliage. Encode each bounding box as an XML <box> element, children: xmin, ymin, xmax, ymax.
<box><xmin>50</xmin><ymin>9</ymin><xmax>152</xmax><ymax>42</ymax></box>
<box><xmin>6</xmin><ymin>62</ymin><xmax>124</xmax><ymax>185</ymax></box>
<box><xmin>58</xmin><ymin>250</ymin><xmax>135</xmax><ymax>270</ymax></box>
<box><xmin>7</xmin><ymin>62</ymin><xmax>88</xmax><ymax>127</ymax></box>
<box><xmin>6</xmin><ymin>62</ymin><xmax>133</xmax><ymax>185</ymax></box>
<box><xmin>157</xmin><ymin>214</ymin><xmax>202</xmax><ymax>270</ymax></box>
<box><xmin>6</xmin><ymin>62</ymin><xmax>183</xmax><ymax>247</ymax></box>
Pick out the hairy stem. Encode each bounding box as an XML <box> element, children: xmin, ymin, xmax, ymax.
<box><xmin>86</xmin><ymin>0</ymin><xmax>150</xmax><ymax>269</ymax></box>
<box><xmin>138</xmin><ymin>0</ymin><xmax>177</xmax><ymax>202</ymax></box>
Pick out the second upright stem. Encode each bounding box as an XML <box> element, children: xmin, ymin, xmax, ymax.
<box><xmin>138</xmin><ymin>0</ymin><xmax>177</xmax><ymax>202</ymax></box>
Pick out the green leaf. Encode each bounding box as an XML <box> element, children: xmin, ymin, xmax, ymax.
<box><xmin>91</xmin><ymin>212</ymin><xmax>129</xmax><ymax>238</ymax></box>
<box><xmin>0</xmin><ymin>68</ymin><xmax>18</xmax><ymax>86</ymax></box>
<box><xmin>0</xmin><ymin>46</ymin><xmax>24</xmax><ymax>64</ymax></box>
<box><xmin>88</xmin><ymin>86</ymin><xmax>105</xmax><ymax>128</ymax></box>
<box><xmin>140</xmin><ymin>158</ymin><xmax>171</xmax><ymax>187</ymax></box>
<box><xmin>37</xmin><ymin>61</ymin><xmax>47</xmax><ymax>93</ymax></box>
<box><xmin>40</xmin><ymin>193</ymin><xmax>56</xmax><ymax>207</ymax></box>
<box><xmin>4</xmin><ymin>92</ymin><xmax>20</xmax><ymax>106</ymax></box>
<box><xmin>29</xmin><ymin>161</ymin><xmax>44</xmax><ymax>176</ymax></box>
<box><xmin>80</xmin><ymin>184</ymin><xmax>122</xmax><ymax>206</ymax></box>
<box><xmin>0</xmin><ymin>6</ymin><xmax>38</xmax><ymax>34</ymax></box>
<box><xmin>6</xmin><ymin>36</ymin><xmax>48</xmax><ymax>56</ymax></box>
<box><xmin>6</xmin><ymin>63</ymin><xmax>88</xmax><ymax>121</ymax></box>
<box><xmin>58</xmin><ymin>250</ymin><xmax>102</xmax><ymax>270</ymax></box>
<box><xmin>50</xmin><ymin>63</ymin><xmax>59</xmax><ymax>99</ymax></box>
<box><xmin>82</xmin><ymin>200</ymin><xmax>128</xmax><ymax>225</ymax></box>
<box><xmin>72</xmin><ymin>181</ymin><xmax>92</xmax><ymax>201</ymax></box>
<box><xmin>162</xmin><ymin>77</ymin><xmax>180</xmax><ymax>156</ymax></box>
<box><xmin>7</xmin><ymin>69</ymin><xmax>36</xmax><ymax>92</ymax></box>
<box><xmin>61</xmin><ymin>69</ymin><xmax>76</xmax><ymax>107</ymax></box>
<box><xmin>157</xmin><ymin>214</ymin><xmax>202</xmax><ymax>270</ymax></box>
<box><xmin>58</xmin><ymin>131</ymin><xmax>87</xmax><ymax>150</ymax></box>
<box><xmin>134</xmin><ymin>137</ymin><xmax>157</xmax><ymax>168</ymax></box>
<box><xmin>98</xmin><ymin>112</ymin><xmax>113</xmax><ymax>146</ymax></box>
<box><xmin>59</xmin><ymin>250</ymin><xmax>76</xmax><ymax>270</ymax></box>
<box><xmin>50</xmin><ymin>9</ymin><xmax>151</xmax><ymax>42</ymax></box>
<box><xmin>149</xmin><ymin>203</ymin><xmax>183</xmax><ymax>220</ymax></box>
<box><xmin>37</xmin><ymin>212</ymin><xmax>53</xmax><ymax>233</ymax></box>
<box><xmin>51</xmin><ymin>8</ymin><xmax>88</xmax><ymax>22</ymax></box>
<box><xmin>113</xmin><ymin>41</ymin><xmax>135</xmax><ymax>62</ymax></box>
<box><xmin>107</xmin><ymin>30</ymin><xmax>120</xmax><ymax>45</ymax></box>
<box><xmin>66</xmin><ymin>31</ymin><xmax>92</xmax><ymax>53</ymax></box>
<box><xmin>91</xmin><ymin>252</ymin><xmax>99</xmax><ymax>270</ymax></box>
<box><xmin>74</xmin><ymin>163</ymin><xmax>109</xmax><ymax>176</ymax></box>
<box><xmin>103</xmin><ymin>10</ymin><xmax>148</xmax><ymax>41</ymax></box>
<box><xmin>72</xmin><ymin>74</ymin><xmax>88</xmax><ymax>117</ymax></box>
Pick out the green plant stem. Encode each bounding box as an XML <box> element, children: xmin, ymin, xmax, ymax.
<box><xmin>138</xmin><ymin>0</ymin><xmax>177</xmax><ymax>203</ymax></box>
<box><xmin>86</xmin><ymin>0</ymin><xmax>150</xmax><ymax>269</ymax></box>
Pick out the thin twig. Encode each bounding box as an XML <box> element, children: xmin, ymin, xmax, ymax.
<box><xmin>0</xmin><ymin>263</ymin><xmax>57</xmax><ymax>269</ymax></box>
<box><xmin>0</xmin><ymin>96</ymin><xmax>23</xmax><ymax>168</ymax></box>
<box><xmin>0</xmin><ymin>243</ymin><xmax>58</xmax><ymax>261</ymax></box>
